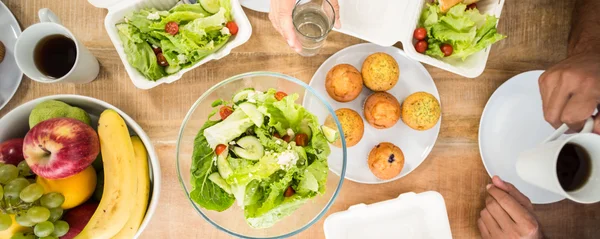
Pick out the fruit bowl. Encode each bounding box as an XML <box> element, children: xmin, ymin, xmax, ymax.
<box><xmin>0</xmin><ymin>94</ymin><xmax>160</xmax><ymax>238</ymax></box>
<box><xmin>177</xmin><ymin>72</ymin><xmax>347</xmax><ymax>238</ymax></box>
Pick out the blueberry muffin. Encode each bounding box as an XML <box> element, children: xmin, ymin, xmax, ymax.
<box><xmin>368</xmin><ymin>142</ymin><xmax>405</xmax><ymax>180</ymax></box>
<box><xmin>401</xmin><ymin>92</ymin><xmax>441</xmax><ymax>131</ymax></box>
<box><xmin>364</xmin><ymin>92</ymin><xmax>401</xmax><ymax>129</ymax></box>
<box><xmin>324</xmin><ymin>108</ymin><xmax>364</xmax><ymax>148</ymax></box>
<box><xmin>361</xmin><ymin>53</ymin><xmax>400</xmax><ymax>91</ymax></box>
<box><xmin>325</xmin><ymin>64</ymin><xmax>364</xmax><ymax>102</ymax></box>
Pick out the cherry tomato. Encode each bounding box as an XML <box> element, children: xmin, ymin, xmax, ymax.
<box><xmin>152</xmin><ymin>47</ymin><xmax>162</xmax><ymax>55</ymax></box>
<box><xmin>415</xmin><ymin>40</ymin><xmax>428</xmax><ymax>53</ymax></box>
<box><xmin>215</xmin><ymin>144</ymin><xmax>227</xmax><ymax>155</ymax></box>
<box><xmin>219</xmin><ymin>106</ymin><xmax>234</xmax><ymax>120</ymax></box>
<box><xmin>295</xmin><ymin>133</ymin><xmax>309</xmax><ymax>146</ymax></box>
<box><xmin>467</xmin><ymin>3</ymin><xmax>477</xmax><ymax>10</ymax></box>
<box><xmin>282</xmin><ymin>135</ymin><xmax>292</xmax><ymax>143</ymax></box>
<box><xmin>156</xmin><ymin>53</ymin><xmax>169</xmax><ymax>66</ymax></box>
<box><xmin>284</xmin><ymin>186</ymin><xmax>295</xmax><ymax>197</ymax></box>
<box><xmin>275</xmin><ymin>91</ymin><xmax>288</xmax><ymax>101</ymax></box>
<box><xmin>273</xmin><ymin>132</ymin><xmax>281</xmax><ymax>139</ymax></box>
<box><xmin>165</xmin><ymin>21</ymin><xmax>179</xmax><ymax>35</ymax></box>
<box><xmin>226</xmin><ymin>21</ymin><xmax>239</xmax><ymax>35</ymax></box>
<box><xmin>441</xmin><ymin>43</ymin><xmax>453</xmax><ymax>57</ymax></box>
<box><xmin>413</xmin><ymin>27</ymin><xmax>427</xmax><ymax>40</ymax></box>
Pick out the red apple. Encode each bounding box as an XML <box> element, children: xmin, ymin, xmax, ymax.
<box><xmin>23</xmin><ymin>118</ymin><xmax>99</xmax><ymax>179</ymax></box>
<box><xmin>0</xmin><ymin>138</ymin><xmax>25</xmax><ymax>166</ymax></box>
<box><xmin>61</xmin><ymin>202</ymin><xmax>98</xmax><ymax>239</ymax></box>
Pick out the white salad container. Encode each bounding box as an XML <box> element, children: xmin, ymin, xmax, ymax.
<box><xmin>324</xmin><ymin>191</ymin><xmax>452</xmax><ymax>239</ymax></box>
<box><xmin>87</xmin><ymin>0</ymin><xmax>252</xmax><ymax>89</ymax></box>
<box><xmin>336</xmin><ymin>0</ymin><xmax>506</xmax><ymax>78</ymax></box>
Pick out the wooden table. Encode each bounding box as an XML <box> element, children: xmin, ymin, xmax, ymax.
<box><xmin>1</xmin><ymin>0</ymin><xmax>598</xmax><ymax>238</ymax></box>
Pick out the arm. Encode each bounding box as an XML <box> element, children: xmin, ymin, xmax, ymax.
<box><xmin>538</xmin><ymin>0</ymin><xmax>600</xmax><ymax>134</ymax></box>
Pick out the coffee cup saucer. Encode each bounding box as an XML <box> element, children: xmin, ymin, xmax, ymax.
<box><xmin>479</xmin><ymin>70</ymin><xmax>565</xmax><ymax>204</ymax></box>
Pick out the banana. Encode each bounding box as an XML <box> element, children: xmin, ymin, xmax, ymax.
<box><xmin>113</xmin><ymin>136</ymin><xmax>150</xmax><ymax>239</ymax></box>
<box><xmin>75</xmin><ymin>109</ymin><xmax>136</xmax><ymax>239</ymax></box>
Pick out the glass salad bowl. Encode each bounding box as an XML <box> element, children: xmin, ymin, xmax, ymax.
<box><xmin>176</xmin><ymin>72</ymin><xmax>347</xmax><ymax>238</ymax></box>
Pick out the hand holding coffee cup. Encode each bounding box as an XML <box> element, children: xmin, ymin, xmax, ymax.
<box><xmin>15</xmin><ymin>8</ymin><xmax>99</xmax><ymax>84</ymax></box>
<box><xmin>517</xmin><ymin>118</ymin><xmax>600</xmax><ymax>204</ymax></box>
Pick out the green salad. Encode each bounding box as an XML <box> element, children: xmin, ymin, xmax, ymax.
<box><xmin>415</xmin><ymin>2</ymin><xmax>506</xmax><ymax>59</ymax></box>
<box><xmin>116</xmin><ymin>0</ymin><xmax>237</xmax><ymax>81</ymax></box>
<box><xmin>189</xmin><ymin>88</ymin><xmax>338</xmax><ymax>228</ymax></box>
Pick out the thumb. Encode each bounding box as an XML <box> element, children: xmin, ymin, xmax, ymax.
<box><xmin>491</xmin><ymin>176</ymin><xmax>534</xmax><ymax>211</ymax></box>
<box><xmin>330</xmin><ymin>0</ymin><xmax>341</xmax><ymax>28</ymax></box>
<box><xmin>280</xmin><ymin>16</ymin><xmax>302</xmax><ymax>53</ymax></box>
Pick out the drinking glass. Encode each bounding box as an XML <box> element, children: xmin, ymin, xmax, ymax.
<box><xmin>292</xmin><ymin>0</ymin><xmax>336</xmax><ymax>57</ymax></box>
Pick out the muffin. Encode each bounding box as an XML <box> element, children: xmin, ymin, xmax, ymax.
<box><xmin>368</xmin><ymin>142</ymin><xmax>405</xmax><ymax>180</ymax></box>
<box><xmin>361</xmin><ymin>53</ymin><xmax>400</xmax><ymax>91</ymax></box>
<box><xmin>401</xmin><ymin>92</ymin><xmax>441</xmax><ymax>131</ymax></box>
<box><xmin>325</xmin><ymin>64</ymin><xmax>364</xmax><ymax>102</ymax></box>
<box><xmin>364</xmin><ymin>92</ymin><xmax>401</xmax><ymax>129</ymax></box>
<box><xmin>324</xmin><ymin>108</ymin><xmax>364</xmax><ymax>147</ymax></box>
<box><xmin>0</xmin><ymin>41</ymin><xmax>5</xmax><ymax>63</ymax></box>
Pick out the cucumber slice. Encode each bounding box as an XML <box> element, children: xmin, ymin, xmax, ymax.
<box><xmin>165</xmin><ymin>65</ymin><xmax>181</xmax><ymax>74</ymax></box>
<box><xmin>232</xmin><ymin>89</ymin><xmax>255</xmax><ymax>103</ymax></box>
<box><xmin>200</xmin><ymin>0</ymin><xmax>220</xmax><ymax>14</ymax></box>
<box><xmin>298</xmin><ymin>120</ymin><xmax>312</xmax><ymax>139</ymax></box>
<box><xmin>321</xmin><ymin>125</ymin><xmax>338</xmax><ymax>143</ymax></box>
<box><xmin>208</xmin><ymin>172</ymin><xmax>231</xmax><ymax>194</ymax></box>
<box><xmin>233</xmin><ymin>136</ymin><xmax>264</xmax><ymax>160</ymax></box>
<box><xmin>239</xmin><ymin>103</ymin><xmax>264</xmax><ymax>127</ymax></box>
<box><xmin>216</xmin><ymin>151</ymin><xmax>233</xmax><ymax>179</ymax></box>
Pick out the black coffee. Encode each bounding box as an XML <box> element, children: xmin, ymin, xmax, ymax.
<box><xmin>34</xmin><ymin>34</ymin><xmax>76</xmax><ymax>79</ymax></box>
<box><xmin>556</xmin><ymin>143</ymin><xmax>592</xmax><ymax>191</ymax></box>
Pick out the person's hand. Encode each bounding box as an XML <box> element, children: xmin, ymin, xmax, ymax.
<box><xmin>478</xmin><ymin>176</ymin><xmax>543</xmax><ymax>239</ymax></box>
<box><xmin>538</xmin><ymin>52</ymin><xmax>600</xmax><ymax>134</ymax></box>
<box><xmin>269</xmin><ymin>0</ymin><xmax>341</xmax><ymax>53</ymax></box>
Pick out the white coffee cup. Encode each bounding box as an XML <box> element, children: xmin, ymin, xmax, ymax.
<box><xmin>516</xmin><ymin>118</ymin><xmax>600</xmax><ymax>204</ymax></box>
<box><xmin>15</xmin><ymin>8</ymin><xmax>99</xmax><ymax>84</ymax></box>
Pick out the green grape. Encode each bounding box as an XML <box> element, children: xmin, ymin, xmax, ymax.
<box><xmin>19</xmin><ymin>183</ymin><xmax>44</xmax><ymax>203</ymax></box>
<box><xmin>0</xmin><ymin>184</ymin><xmax>4</xmax><ymax>200</ymax></box>
<box><xmin>34</xmin><ymin>221</ymin><xmax>55</xmax><ymax>237</ymax></box>
<box><xmin>40</xmin><ymin>193</ymin><xmax>65</xmax><ymax>209</ymax></box>
<box><xmin>48</xmin><ymin>207</ymin><xmax>63</xmax><ymax>222</ymax></box>
<box><xmin>0</xmin><ymin>165</ymin><xmax>19</xmax><ymax>184</ymax></box>
<box><xmin>27</xmin><ymin>206</ymin><xmax>50</xmax><ymax>223</ymax></box>
<box><xmin>10</xmin><ymin>232</ymin><xmax>36</xmax><ymax>239</ymax></box>
<box><xmin>52</xmin><ymin>220</ymin><xmax>69</xmax><ymax>237</ymax></box>
<box><xmin>17</xmin><ymin>161</ymin><xmax>32</xmax><ymax>177</ymax></box>
<box><xmin>0</xmin><ymin>213</ymin><xmax>12</xmax><ymax>231</ymax></box>
<box><xmin>15</xmin><ymin>212</ymin><xmax>35</xmax><ymax>227</ymax></box>
<box><xmin>4</xmin><ymin>178</ymin><xmax>30</xmax><ymax>198</ymax></box>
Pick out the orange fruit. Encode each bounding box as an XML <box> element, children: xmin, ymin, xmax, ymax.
<box><xmin>37</xmin><ymin>166</ymin><xmax>97</xmax><ymax>209</ymax></box>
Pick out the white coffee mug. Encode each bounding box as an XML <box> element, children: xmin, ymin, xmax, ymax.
<box><xmin>15</xmin><ymin>8</ymin><xmax>99</xmax><ymax>84</ymax></box>
<box><xmin>516</xmin><ymin>118</ymin><xmax>600</xmax><ymax>204</ymax></box>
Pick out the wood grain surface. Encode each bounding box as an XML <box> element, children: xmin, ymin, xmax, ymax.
<box><xmin>1</xmin><ymin>0</ymin><xmax>598</xmax><ymax>238</ymax></box>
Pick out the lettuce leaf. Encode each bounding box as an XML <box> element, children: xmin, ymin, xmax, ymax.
<box><xmin>189</xmin><ymin>120</ymin><xmax>235</xmax><ymax>212</ymax></box>
<box><xmin>418</xmin><ymin>3</ymin><xmax>505</xmax><ymax>60</ymax></box>
<box><xmin>116</xmin><ymin>23</ymin><xmax>166</xmax><ymax>81</ymax></box>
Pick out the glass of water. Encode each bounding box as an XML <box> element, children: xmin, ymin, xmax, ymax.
<box><xmin>293</xmin><ymin>0</ymin><xmax>336</xmax><ymax>57</ymax></box>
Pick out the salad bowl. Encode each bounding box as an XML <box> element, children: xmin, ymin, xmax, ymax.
<box><xmin>177</xmin><ymin>72</ymin><xmax>347</xmax><ymax>238</ymax></box>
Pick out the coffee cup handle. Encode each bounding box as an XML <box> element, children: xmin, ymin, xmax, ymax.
<box><xmin>38</xmin><ymin>8</ymin><xmax>62</xmax><ymax>25</ymax></box>
<box><xmin>542</xmin><ymin>118</ymin><xmax>595</xmax><ymax>143</ymax></box>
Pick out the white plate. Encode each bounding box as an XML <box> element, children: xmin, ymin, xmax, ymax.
<box><xmin>0</xmin><ymin>1</ymin><xmax>23</xmax><ymax>111</ymax></box>
<box><xmin>240</xmin><ymin>0</ymin><xmax>269</xmax><ymax>13</ymax></box>
<box><xmin>479</xmin><ymin>70</ymin><xmax>565</xmax><ymax>204</ymax></box>
<box><xmin>304</xmin><ymin>43</ymin><xmax>441</xmax><ymax>184</ymax></box>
